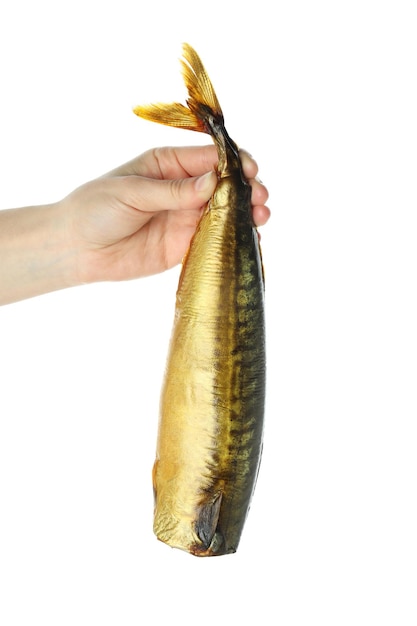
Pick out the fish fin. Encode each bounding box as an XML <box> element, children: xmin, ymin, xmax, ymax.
<box><xmin>133</xmin><ymin>102</ymin><xmax>205</xmax><ymax>132</ymax></box>
<box><xmin>180</xmin><ymin>43</ymin><xmax>223</xmax><ymax>122</ymax></box>
<box><xmin>256</xmin><ymin>229</ymin><xmax>266</xmax><ymax>287</ymax></box>
<box><xmin>194</xmin><ymin>491</ymin><xmax>223</xmax><ymax>549</ymax></box>
<box><xmin>152</xmin><ymin>458</ymin><xmax>159</xmax><ymax>505</ymax></box>
<box><xmin>133</xmin><ymin>43</ymin><xmax>223</xmax><ymax>135</ymax></box>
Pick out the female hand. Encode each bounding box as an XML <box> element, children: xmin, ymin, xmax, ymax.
<box><xmin>0</xmin><ymin>145</ymin><xmax>269</xmax><ymax>305</ymax></box>
<box><xmin>64</xmin><ymin>145</ymin><xmax>270</xmax><ymax>284</ymax></box>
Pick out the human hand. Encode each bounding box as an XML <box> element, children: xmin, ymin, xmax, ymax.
<box><xmin>63</xmin><ymin>145</ymin><xmax>270</xmax><ymax>285</ymax></box>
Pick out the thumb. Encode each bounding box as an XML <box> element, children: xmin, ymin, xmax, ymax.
<box><xmin>193</xmin><ymin>170</ymin><xmax>218</xmax><ymax>198</ymax></box>
<box><xmin>126</xmin><ymin>170</ymin><xmax>217</xmax><ymax>213</ymax></box>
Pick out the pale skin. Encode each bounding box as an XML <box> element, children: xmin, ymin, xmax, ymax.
<box><xmin>0</xmin><ymin>145</ymin><xmax>270</xmax><ymax>306</ymax></box>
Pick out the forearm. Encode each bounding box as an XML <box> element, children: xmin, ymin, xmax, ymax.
<box><xmin>0</xmin><ymin>203</ymin><xmax>77</xmax><ymax>305</ymax></box>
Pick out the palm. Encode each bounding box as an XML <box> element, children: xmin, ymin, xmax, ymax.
<box><xmin>122</xmin><ymin>204</ymin><xmax>202</xmax><ymax>278</ymax></box>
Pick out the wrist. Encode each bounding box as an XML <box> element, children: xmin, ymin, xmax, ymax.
<box><xmin>0</xmin><ymin>201</ymin><xmax>79</xmax><ymax>305</ymax></box>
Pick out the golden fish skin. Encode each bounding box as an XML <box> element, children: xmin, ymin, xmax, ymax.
<box><xmin>134</xmin><ymin>44</ymin><xmax>265</xmax><ymax>556</ymax></box>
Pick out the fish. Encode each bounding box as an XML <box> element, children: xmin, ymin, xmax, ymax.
<box><xmin>133</xmin><ymin>43</ymin><xmax>266</xmax><ymax>556</ymax></box>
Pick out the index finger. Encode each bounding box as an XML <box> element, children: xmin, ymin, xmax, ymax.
<box><xmin>107</xmin><ymin>145</ymin><xmax>259</xmax><ymax>181</ymax></box>
<box><xmin>107</xmin><ymin>145</ymin><xmax>218</xmax><ymax>180</ymax></box>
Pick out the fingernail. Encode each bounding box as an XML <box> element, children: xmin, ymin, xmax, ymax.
<box><xmin>195</xmin><ymin>170</ymin><xmax>216</xmax><ymax>193</ymax></box>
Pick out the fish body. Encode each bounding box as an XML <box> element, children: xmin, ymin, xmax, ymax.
<box><xmin>134</xmin><ymin>44</ymin><xmax>265</xmax><ymax>556</ymax></box>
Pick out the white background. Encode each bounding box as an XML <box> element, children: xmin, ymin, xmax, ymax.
<box><xmin>1</xmin><ymin>1</ymin><xmax>416</xmax><ymax>624</ymax></box>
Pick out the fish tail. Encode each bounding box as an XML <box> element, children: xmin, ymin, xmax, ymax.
<box><xmin>133</xmin><ymin>43</ymin><xmax>224</xmax><ymax>137</ymax></box>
